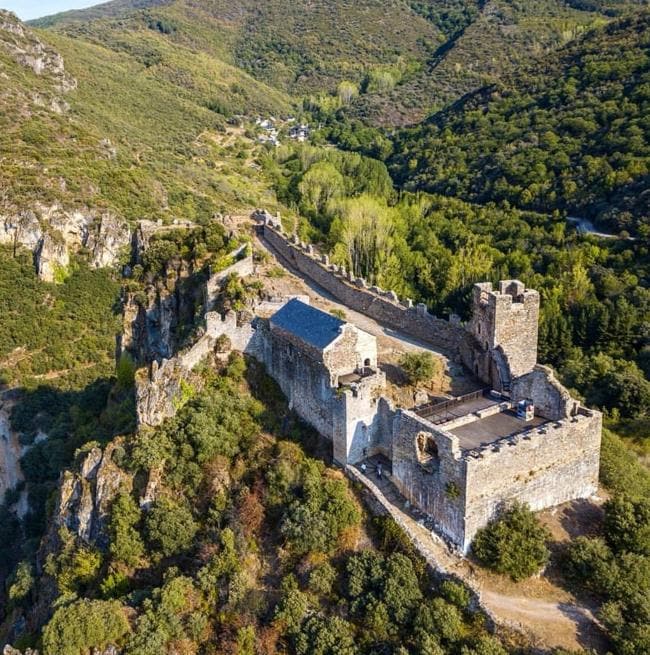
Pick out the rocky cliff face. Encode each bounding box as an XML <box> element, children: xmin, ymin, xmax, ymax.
<box><xmin>0</xmin><ymin>401</ymin><xmax>24</xmax><ymax>508</ymax></box>
<box><xmin>135</xmin><ymin>358</ymin><xmax>204</xmax><ymax>427</ymax></box>
<box><xmin>0</xmin><ymin>10</ymin><xmax>76</xmax><ymax>94</ymax></box>
<box><xmin>54</xmin><ymin>441</ymin><xmax>132</xmax><ymax>549</ymax></box>
<box><xmin>0</xmin><ymin>205</ymin><xmax>131</xmax><ymax>282</ymax></box>
<box><xmin>121</xmin><ymin>256</ymin><xmax>203</xmax><ymax>364</ymax></box>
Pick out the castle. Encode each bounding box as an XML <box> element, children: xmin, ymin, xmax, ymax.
<box><xmin>133</xmin><ymin>216</ymin><xmax>602</xmax><ymax>553</ymax></box>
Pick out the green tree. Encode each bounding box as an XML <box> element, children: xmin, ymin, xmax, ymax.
<box><xmin>400</xmin><ymin>352</ymin><xmax>436</xmax><ymax>385</ymax></box>
<box><xmin>294</xmin><ymin>615</ymin><xmax>356</xmax><ymax>655</ymax></box>
<box><xmin>274</xmin><ymin>575</ymin><xmax>309</xmax><ymax>636</ymax></box>
<box><xmin>414</xmin><ymin>597</ymin><xmax>464</xmax><ymax>645</ymax></box>
<box><xmin>298</xmin><ymin>161</ymin><xmax>345</xmax><ymax>216</ymax></box>
<box><xmin>472</xmin><ymin>502</ymin><xmax>550</xmax><ymax>581</ymax></box>
<box><xmin>145</xmin><ymin>497</ymin><xmax>198</xmax><ymax>558</ymax></box>
<box><xmin>604</xmin><ymin>495</ymin><xmax>650</xmax><ymax>556</ymax></box>
<box><xmin>109</xmin><ymin>491</ymin><xmax>145</xmax><ymax>567</ymax></box>
<box><xmin>337</xmin><ymin>80</ymin><xmax>359</xmax><ymax>104</ymax></box>
<box><xmin>42</xmin><ymin>599</ymin><xmax>130</xmax><ymax>655</ymax></box>
<box><xmin>460</xmin><ymin>636</ymin><xmax>509</xmax><ymax>655</ymax></box>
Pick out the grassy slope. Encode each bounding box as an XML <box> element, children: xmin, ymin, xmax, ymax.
<box><xmin>0</xmin><ymin>248</ymin><xmax>121</xmax><ymax>391</ymax></box>
<box><xmin>1</xmin><ymin>9</ymin><xmax>291</xmax><ymax>225</ymax></box>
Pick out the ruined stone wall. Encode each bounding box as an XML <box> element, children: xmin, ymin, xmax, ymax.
<box><xmin>262</xmin><ymin>223</ymin><xmax>463</xmax><ymax>353</ymax></box>
<box><xmin>205</xmin><ymin>311</ymin><xmax>259</xmax><ymax>356</ymax></box>
<box><xmin>511</xmin><ymin>365</ymin><xmax>576</xmax><ymax>420</ymax></box>
<box><xmin>462</xmin><ymin>409</ymin><xmax>602</xmax><ymax>552</ymax></box>
<box><xmin>390</xmin><ymin>410</ymin><xmax>467</xmax><ymax>546</ymax></box>
<box><xmin>205</xmin><ymin>245</ymin><xmax>254</xmax><ymax>309</ymax></box>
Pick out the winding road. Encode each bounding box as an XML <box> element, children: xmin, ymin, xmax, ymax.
<box><xmin>567</xmin><ymin>215</ymin><xmax>635</xmax><ymax>240</ymax></box>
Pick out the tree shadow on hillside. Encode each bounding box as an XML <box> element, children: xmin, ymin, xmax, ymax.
<box><xmin>243</xmin><ymin>357</ymin><xmax>332</xmax><ymax>464</ymax></box>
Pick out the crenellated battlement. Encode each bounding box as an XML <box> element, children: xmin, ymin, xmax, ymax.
<box><xmin>136</xmin><ymin>209</ymin><xmax>602</xmax><ymax>556</ymax></box>
<box><xmin>258</xmin><ymin>217</ymin><xmax>464</xmax><ymax>354</ymax></box>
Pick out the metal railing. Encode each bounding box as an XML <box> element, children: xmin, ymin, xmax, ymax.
<box><xmin>415</xmin><ymin>388</ymin><xmax>492</xmax><ymax>423</ymax></box>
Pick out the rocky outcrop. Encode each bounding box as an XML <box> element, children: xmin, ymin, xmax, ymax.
<box><xmin>87</xmin><ymin>213</ymin><xmax>131</xmax><ymax>269</ymax></box>
<box><xmin>135</xmin><ymin>359</ymin><xmax>204</xmax><ymax>427</ymax></box>
<box><xmin>0</xmin><ymin>205</ymin><xmax>131</xmax><ymax>281</ymax></box>
<box><xmin>34</xmin><ymin>233</ymin><xmax>69</xmax><ymax>282</ymax></box>
<box><xmin>0</xmin><ymin>10</ymin><xmax>76</xmax><ymax>93</ymax></box>
<box><xmin>55</xmin><ymin>441</ymin><xmax>132</xmax><ymax>549</ymax></box>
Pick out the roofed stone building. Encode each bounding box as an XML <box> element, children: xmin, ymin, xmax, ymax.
<box><xmin>249</xmin><ymin>284</ymin><xmax>601</xmax><ymax>552</ymax></box>
<box><xmin>256</xmin><ymin>299</ymin><xmax>387</xmax><ymax>464</ymax></box>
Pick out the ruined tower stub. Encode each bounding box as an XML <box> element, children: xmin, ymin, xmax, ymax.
<box><xmin>469</xmin><ymin>280</ymin><xmax>540</xmax><ymax>379</ymax></box>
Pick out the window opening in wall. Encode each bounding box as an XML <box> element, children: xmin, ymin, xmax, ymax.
<box><xmin>364</xmin><ymin>358</ymin><xmax>371</xmax><ymax>367</ymax></box>
<box><xmin>416</xmin><ymin>432</ymin><xmax>440</xmax><ymax>473</ymax></box>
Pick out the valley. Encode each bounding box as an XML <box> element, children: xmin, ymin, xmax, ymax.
<box><xmin>0</xmin><ymin>1</ymin><xmax>649</xmax><ymax>654</ymax></box>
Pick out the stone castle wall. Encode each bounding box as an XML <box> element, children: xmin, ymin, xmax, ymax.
<box><xmin>468</xmin><ymin>282</ymin><xmax>539</xmax><ymax>383</ymax></box>
<box><xmin>261</xmin><ymin>223</ymin><xmax>464</xmax><ymax>354</ymax></box>
<box><xmin>332</xmin><ymin>374</ymin><xmax>389</xmax><ymax>465</ymax></box>
<box><xmin>462</xmin><ymin>409</ymin><xmax>602</xmax><ymax>551</ymax></box>
<box><xmin>390</xmin><ymin>410</ymin><xmax>467</xmax><ymax>545</ymax></box>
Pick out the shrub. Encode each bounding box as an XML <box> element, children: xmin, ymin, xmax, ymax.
<box><xmin>116</xmin><ymin>352</ymin><xmax>136</xmax><ymax>390</ymax></box>
<box><xmin>399</xmin><ymin>352</ymin><xmax>436</xmax><ymax>385</ymax></box>
<box><xmin>440</xmin><ymin>580</ymin><xmax>471</xmax><ymax>610</ymax></box>
<box><xmin>145</xmin><ymin>497</ymin><xmax>198</xmax><ymax>558</ymax></box>
<box><xmin>308</xmin><ymin>562</ymin><xmax>337</xmax><ymax>596</ymax></box>
<box><xmin>7</xmin><ymin>561</ymin><xmax>34</xmax><ymax>607</ymax></box>
<box><xmin>471</xmin><ymin>502</ymin><xmax>550</xmax><ymax>581</ymax></box>
<box><xmin>215</xmin><ymin>333</ymin><xmax>232</xmax><ymax>353</ymax></box>
<box><xmin>42</xmin><ymin>599</ymin><xmax>130</xmax><ymax>655</ymax></box>
<box><xmin>562</xmin><ymin>536</ymin><xmax>615</xmax><ymax>594</ymax></box>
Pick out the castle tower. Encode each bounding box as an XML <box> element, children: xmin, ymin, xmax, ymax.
<box><xmin>468</xmin><ymin>280</ymin><xmax>540</xmax><ymax>386</ymax></box>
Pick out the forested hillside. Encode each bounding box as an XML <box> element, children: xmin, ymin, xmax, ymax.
<box><xmin>390</xmin><ymin>12</ymin><xmax>650</xmax><ymax>235</ymax></box>
<box><xmin>32</xmin><ymin>0</ymin><xmax>646</xmax><ymax>125</ymax></box>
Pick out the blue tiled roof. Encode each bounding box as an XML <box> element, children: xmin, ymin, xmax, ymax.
<box><xmin>270</xmin><ymin>299</ymin><xmax>345</xmax><ymax>350</ymax></box>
